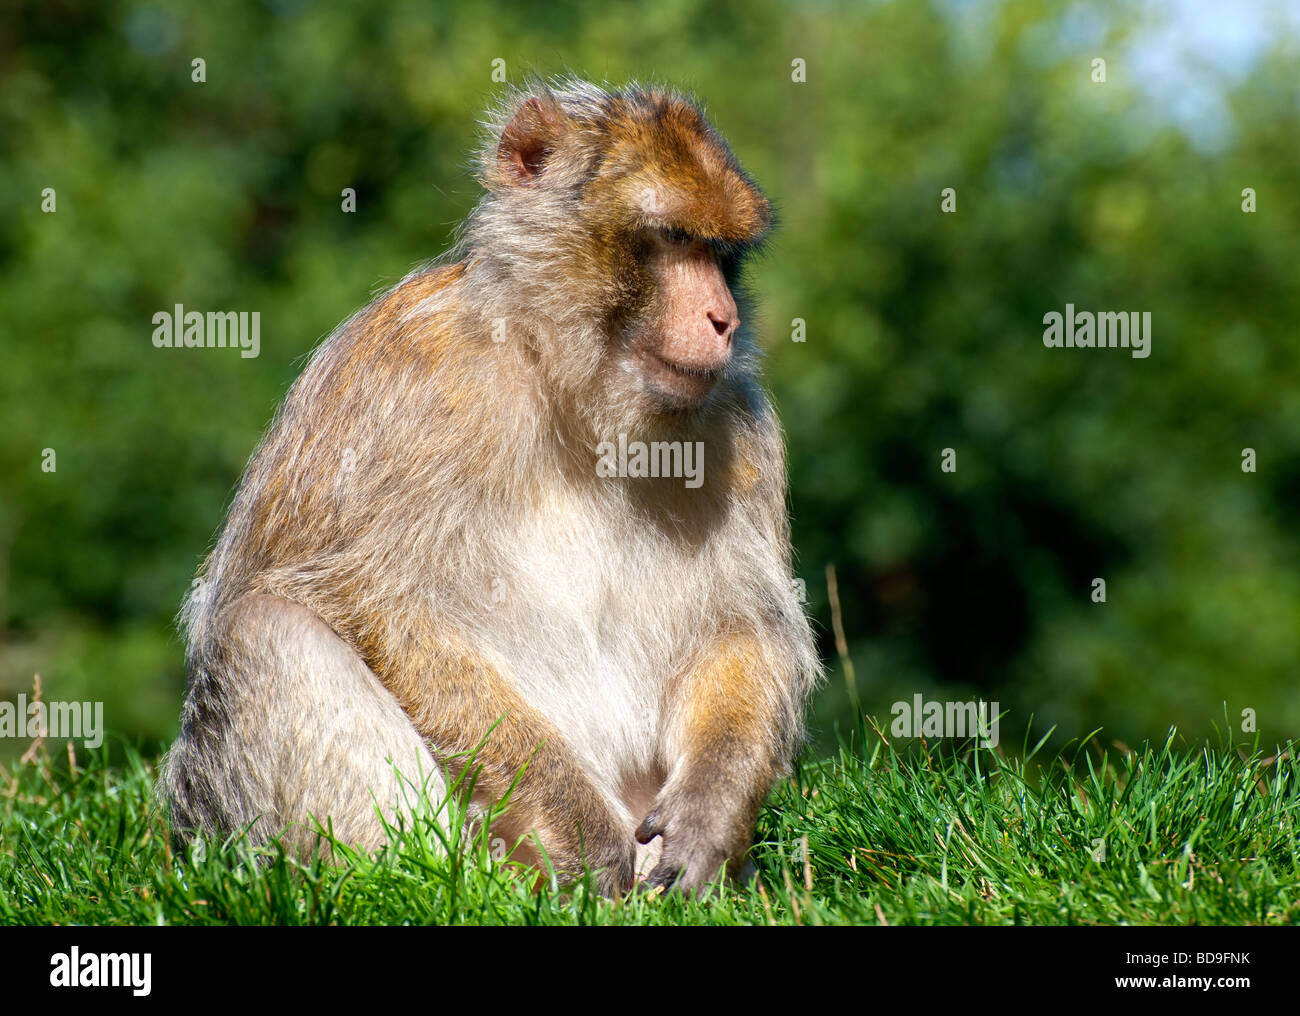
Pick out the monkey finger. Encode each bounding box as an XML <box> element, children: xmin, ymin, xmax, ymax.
<box><xmin>634</xmin><ymin>811</ymin><xmax>665</xmax><ymax>844</ymax></box>
<box><xmin>598</xmin><ymin>866</ymin><xmax>636</xmax><ymax>897</ymax></box>
<box><xmin>640</xmin><ymin>858</ymin><xmax>683</xmax><ymax>893</ymax></box>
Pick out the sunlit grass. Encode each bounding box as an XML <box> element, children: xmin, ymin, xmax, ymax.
<box><xmin>1</xmin><ymin>723</ymin><xmax>1296</xmax><ymax>926</ymax></box>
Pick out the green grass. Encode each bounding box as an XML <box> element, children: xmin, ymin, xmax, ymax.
<box><xmin>1</xmin><ymin>723</ymin><xmax>1297</xmax><ymax>926</ymax></box>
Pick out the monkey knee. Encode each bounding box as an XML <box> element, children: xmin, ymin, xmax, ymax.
<box><xmin>169</xmin><ymin>594</ymin><xmax>448</xmax><ymax>855</ymax></box>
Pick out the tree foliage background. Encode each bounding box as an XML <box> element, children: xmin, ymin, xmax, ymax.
<box><xmin>1</xmin><ymin>0</ymin><xmax>1297</xmax><ymax>756</ymax></box>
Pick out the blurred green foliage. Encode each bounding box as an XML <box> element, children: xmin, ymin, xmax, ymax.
<box><xmin>1</xmin><ymin>0</ymin><xmax>1297</xmax><ymax>756</ymax></box>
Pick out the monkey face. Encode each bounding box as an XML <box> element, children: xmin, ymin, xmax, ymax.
<box><xmin>477</xmin><ymin>80</ymin><xmax>772</xmax><ymax>425</ymax></box>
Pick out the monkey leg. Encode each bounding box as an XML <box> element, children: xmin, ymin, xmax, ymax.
<box><xmin>162</xmin><ymin>594</ymin><xmax>447</xmax><ymax>859</ymax></box>
<box><xmin>638</xmin><ymin>634</ymin><xmax>797</xmax><ymax>893</ymax></box>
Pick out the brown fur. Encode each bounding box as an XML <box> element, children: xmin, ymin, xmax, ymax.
<box><xmin>162</xmin><ymin>78</ymin><xmax>820</xmax><ymax>895</ymax></box>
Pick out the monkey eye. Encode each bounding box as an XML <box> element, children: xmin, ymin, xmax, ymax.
<box><xmin>659</xmin><ymin>225</ymin><xmax>698</xmax><ymax>247</ymax></box>
<box><xmin>652</xmin><ymin>225</ymin><xmax>738</xmax><ymax>262</ymax></box>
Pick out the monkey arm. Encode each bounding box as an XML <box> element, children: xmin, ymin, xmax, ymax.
<box><xmin>370</xmin><ymin>637</ymin><xmax>638</xmax><ymax>893</ymax></box>
<box><xmin>638</xmin><ymin>631</ymin><xmax>806</xmax><ymax>893</ymax></box>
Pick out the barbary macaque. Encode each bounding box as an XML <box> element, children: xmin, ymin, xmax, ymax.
<box><xmin>163</xmin><ymin>79</ymin><xmax>820</xmax><ymax>894</ymax></box>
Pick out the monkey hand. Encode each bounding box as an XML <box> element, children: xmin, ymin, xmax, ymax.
<box><xmin>587</xmin><ymin>824</ymin><xmax>639</xmax><ymax>898</ymax></box>
<box><xmin>634</xmin><ymin>786</ymin><xmax>748</xmax><ymax>896</ymax></box>
<box><xmin>534</xmin><ymin>808</ymin><xmax>637</xmax><ymax>897</ymax></box>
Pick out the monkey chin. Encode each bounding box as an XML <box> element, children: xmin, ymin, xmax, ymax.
<box><xmin>638</xmin><ymin>350</ymin><xmax>725</xmax><ymax>413</ymax></box>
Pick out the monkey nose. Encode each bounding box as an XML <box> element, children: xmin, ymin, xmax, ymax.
<box><xmin>707</xmin><ymin>310</ymin><xmax>738</xmax><ymax>342</ymax></box>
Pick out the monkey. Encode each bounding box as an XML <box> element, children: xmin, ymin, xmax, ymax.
<box><xmin>161</xmin><ymin>78</ymin><xmax>821</xmax><ymax>896</ymax></box>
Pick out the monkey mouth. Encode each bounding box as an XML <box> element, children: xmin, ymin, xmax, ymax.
<box><xmin>655</xmin><ymin>354</ymin><xmax>722</xmax><ymax>381</ymax></box>
<box><xmin>640</xmin><ymin>351</ymin><xmax>725</xmax><ymax>405</ymax></box>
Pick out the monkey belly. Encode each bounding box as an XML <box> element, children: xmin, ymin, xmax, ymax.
<box><xmin>163</xmin><ymin>594</ymin><xmax>447</xmax><ymax>856</ymax></box>
<box><xmin>469</xmin><ymin>491</ymin><xmax>724</xmax><ymax>868</ymax></box>
<box><xmin>486</xmin><ymin>633</ymin><xmax>670</xmax><ymax>855</ymax></box>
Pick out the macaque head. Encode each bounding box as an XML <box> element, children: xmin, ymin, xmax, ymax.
<box><xmin>468</xmin><ymin>80</ymin><xmax>773</xmax><ymax>429</ymax></box>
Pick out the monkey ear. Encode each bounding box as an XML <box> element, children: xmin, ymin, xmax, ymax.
<box><xmin>496</xmin><ymin>96</ymin><xmax>564</xmax><ymax>186</ymax></box>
